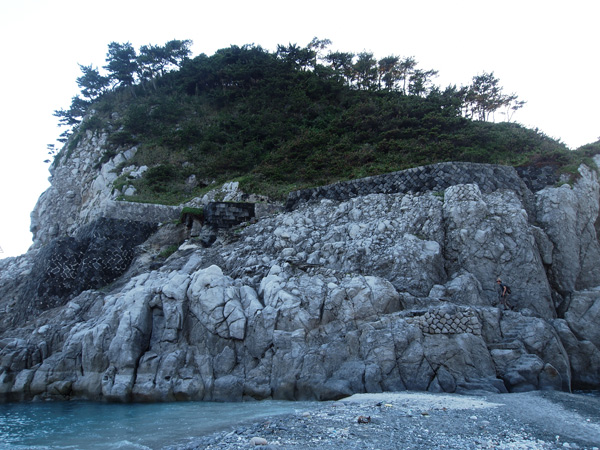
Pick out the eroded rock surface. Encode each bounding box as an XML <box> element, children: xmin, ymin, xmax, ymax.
<box><xmin>2</xmin><ymin>155</ymin><xmax>600</xmax><ymax>402</ymax></box>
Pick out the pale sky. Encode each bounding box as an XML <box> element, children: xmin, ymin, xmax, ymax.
<box><xmin>1</xmin><ymin>0</ymin><xmax>598</xmax><ymax>259</ymax></box>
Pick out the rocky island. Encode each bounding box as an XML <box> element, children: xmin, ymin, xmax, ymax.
<box><xmin>1</xmin><ymin>41</ymin><xmax>599</xmax><ymax>406</ymax></box>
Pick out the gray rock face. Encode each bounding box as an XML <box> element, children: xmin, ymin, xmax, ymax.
<box><xmin>552</xmin><ymin>317</ymin><xmax>600</xmax><ymax>389</ymax></box>
<box><xmin>0</xmin><ymin>260</ymin><xmax>572</xmax><ymax>402</ymax></box>
<box><xmin>443</xmin><ymin>184</ymin><xmax>554</xmax><ymax>317</ymax></box>
<box><xmin>2</xmin><ymin>143</ymin><xmax>600</xmax><ymax>401</ymax></box>
<box><xmin>29</xmin><ymin>131</ymin><xmax>127</xmax><ymax>247</ymax></box>
<box><xmin>535</xmin><ymin>165</ymin><xmax>600</xmax><ymax>294</ymax></box>
<box><xmin>231</xmin><ymin>192</ymin><xmax>447</xmax><ymax>297</ymax></box>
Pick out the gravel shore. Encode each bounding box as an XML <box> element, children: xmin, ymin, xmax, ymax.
<box><xmin>168</xmin><ymin>391</ymin><xmax>600</xmax><ymax>450</ymax></box>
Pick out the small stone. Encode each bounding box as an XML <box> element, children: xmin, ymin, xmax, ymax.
<box><xmin>250</xmin><ymin>436</ymin><xmax>268</xmax><ymax>446</ymax></box>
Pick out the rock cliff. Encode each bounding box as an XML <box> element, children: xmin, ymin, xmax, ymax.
<box><xmin>1</xmin><ymin>131</ymin><xmax>600</xmax><ymax>402</ymax></box>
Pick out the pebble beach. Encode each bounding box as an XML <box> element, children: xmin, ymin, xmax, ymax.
<box><xmin>169</xmin><ymin>391</ymin><xmax>600</xmax><ymax>450</ymax></box>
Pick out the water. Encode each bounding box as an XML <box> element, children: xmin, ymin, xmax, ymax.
<box><xmin>0</xmin><ymin>400</ymin><xmax>319</xmax><ymax>449</ymax></box>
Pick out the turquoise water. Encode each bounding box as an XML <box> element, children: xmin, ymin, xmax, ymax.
<box><xmin>0</xmin><ymin>400</ymin><xmax>318</xmax><ymax>449</ymax></box>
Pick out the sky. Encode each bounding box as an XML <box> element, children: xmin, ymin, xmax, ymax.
<box><xmin>0</xmin><ymin>0</ymin><xmax>598</xmax><ymax>259</ymax></box>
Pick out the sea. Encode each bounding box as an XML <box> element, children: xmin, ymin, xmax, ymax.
<box><xmin>0</xmin><ymin>400</ymin><xmax>319</xmax><ymax>449</ymax></box>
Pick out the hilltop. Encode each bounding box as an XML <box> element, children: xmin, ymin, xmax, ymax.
<box><xmin>52</xmin><ymin>40</ymin><xmax>599</xmax><ymax>205</ymax></box>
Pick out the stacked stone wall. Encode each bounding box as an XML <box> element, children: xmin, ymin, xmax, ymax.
<box><xmin>405</xmin><ymin>305</ymin><xmax>483</xmax><ymax>336</ymax></box>
<box><xmin>515</xmin><ymin>165</ymin><xmax>560</xmax><ymax>192</ymax></box>
<box><xmin>285</xmin><ymin>162</ymin><xmax>558</xmax><ymax>210</ymax></box>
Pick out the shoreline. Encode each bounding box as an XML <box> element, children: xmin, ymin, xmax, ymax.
<box><xmin>170</xmin><ymin>391</ymin><xmax>600</xmax><ymax>450</ymax></box>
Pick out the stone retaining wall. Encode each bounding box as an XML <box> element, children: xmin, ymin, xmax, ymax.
<box><xmin>406</xmin><ymin>305</ymin><xmax>482</xmax><ymax>336</ymax></box>
<box><xmin>285</xmin><ymin>162</ymin><xmax>558</xmax><ymax>210</ymax></box>
<box><xmin>515</xmin><ymin>165</ymin><xmax>560</xmax><ymax>192</ymax></box>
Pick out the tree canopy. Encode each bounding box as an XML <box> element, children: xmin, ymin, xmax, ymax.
<box><xmin>104</xmin><ymin>42</ymin><xmax>137</xmax><ymax>88</ymax></box>
<box><xmin>57</xmin><ymin>38</ymin><xmax>524</xmax><ymax>137</ymax></box>
<box><xmin>463</xmin><ymin>72</ymin><xmax>525</xmax><ymax>121</ymax></box>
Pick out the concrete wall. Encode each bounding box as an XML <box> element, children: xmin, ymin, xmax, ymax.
<box><xmin>204</xmin><ymin>202</ymin><xmax>255</xmax><ymax>228</ymax></box>
<box><xmin>100</xmin><ymin>200</ymin><xmax>257</xmax><ymax>229</ymax></box>
<box><xmin>100</xmin><ymin>200</ymin><xmax>181</xmax><ymax>224</ymax></box>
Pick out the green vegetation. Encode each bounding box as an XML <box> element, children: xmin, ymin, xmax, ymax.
<box><xmin>52</xmin><ymin>39</ymin><xmax>600</xmax><ymax>204</ymax></box>
<box><xmin>179</xmin><ymin>206</ymin><xmax>204</xmax><ymax>224</ymax></box>
<box><xmin>158</xmin><ymin>244</ymin><xmax>180</xmax><ymax>259</ymax></box>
